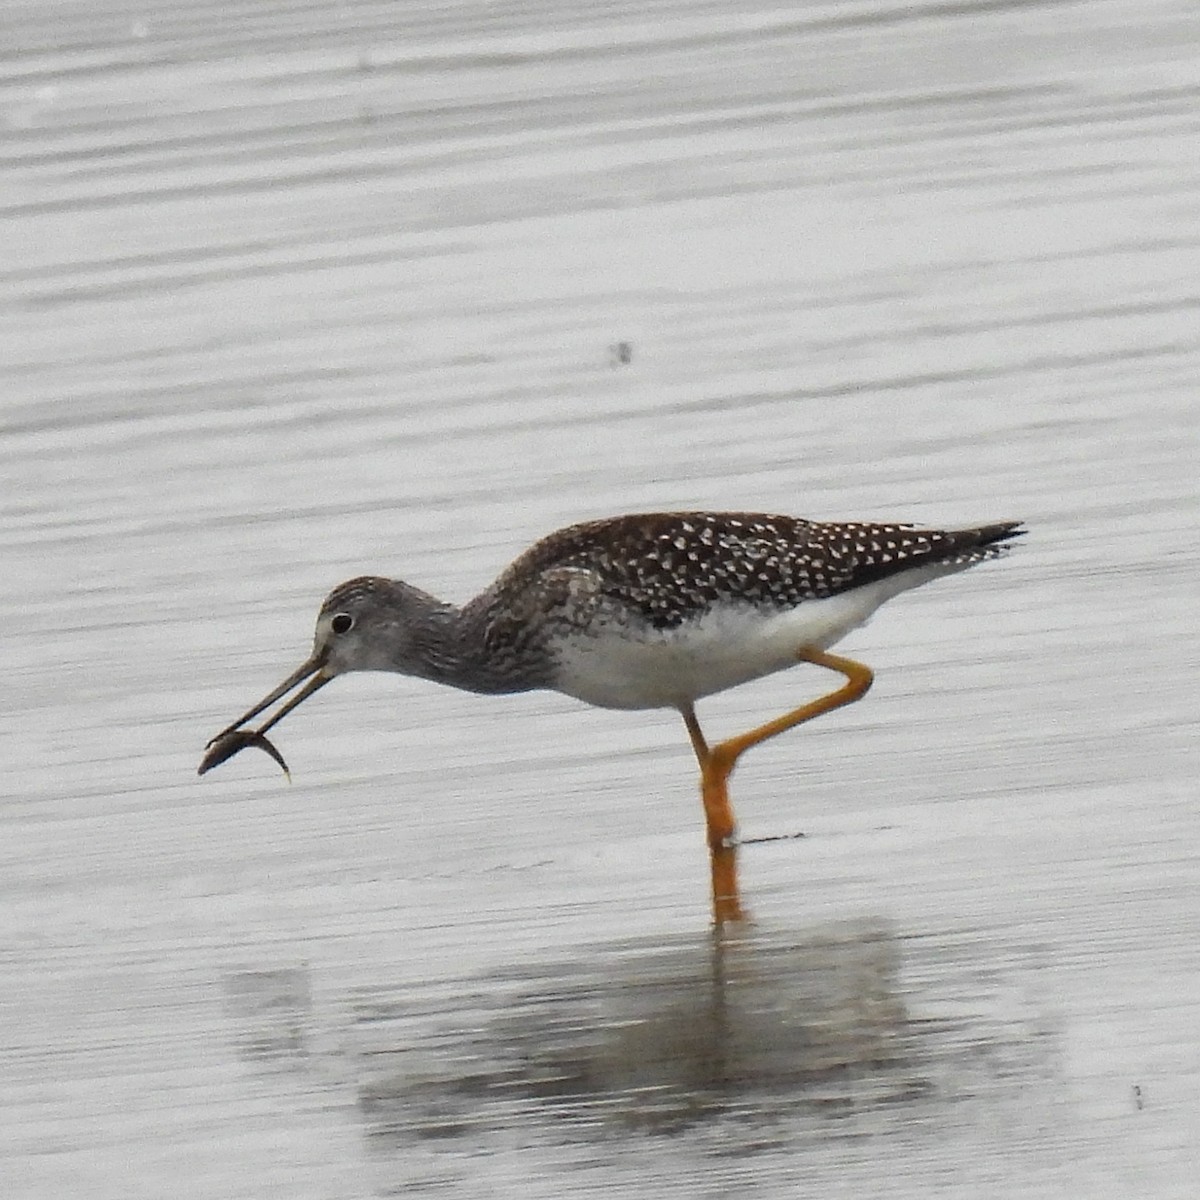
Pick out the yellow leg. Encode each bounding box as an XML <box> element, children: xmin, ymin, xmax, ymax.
<box><xmin>681</xmin><ymin>704</ymin><xmax>744</xmax><ymax>922</ymax></box>
<box><xmin>707</xmin><ymin>648</ymin><xmax>874</xmax><ymax>798</ymax></box>
<box><xmin>681</xmin><ymin>702</ymin><xmax>723</xmax><ymax>834</ymax></box>
<box><xmin>709</xmin><ymin>844</ymin><xmax>744</xmax><ymax>925</ymax></box>
<box><xmin>681</xmin><ymin>648</ymin><xmax>875</xmax><ymax>924</ymax></box>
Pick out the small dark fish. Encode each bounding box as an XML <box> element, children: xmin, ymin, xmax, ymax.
<box><xmin>198</xmin><ymin>729</ymin><xmax>291</xmax><ymax>780</ymax></box>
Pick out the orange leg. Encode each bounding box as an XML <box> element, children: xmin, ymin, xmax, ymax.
<box><xmin>681</xmin><ymin>704</ymin><xmax>744</xmax><ymax>922</ymax></box>
<box><xmin>681</xmin><ymin>648</ymin><xmax>875</xmax><ymax>924</ymax></box>
<box><xmin>708</xmin><ymin>844</ymin><xmax>744</xmax><ymax>925</ymax></box>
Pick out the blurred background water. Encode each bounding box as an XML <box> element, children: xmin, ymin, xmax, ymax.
<box><xmin>2</xmin><ymin>0</ymin><xmax>1198</xmax><ymax>1195</ymax></box>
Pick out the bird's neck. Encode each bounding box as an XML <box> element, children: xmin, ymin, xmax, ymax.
<box><xmin>394</xmin><ymin>588</ymin><xmax>541</xmax><ymax>695</ymax></box>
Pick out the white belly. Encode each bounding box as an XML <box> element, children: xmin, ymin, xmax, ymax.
<box><xmin>550</xmin><ymin>571</ymin><xmax>939</xmax><ymax>710</ymax></box>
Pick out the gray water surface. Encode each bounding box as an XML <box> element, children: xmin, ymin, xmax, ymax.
<box><xmin>3</xmin><ymin>0</ymin><xmax>1199</xmax><ymax>1195</ymax></box>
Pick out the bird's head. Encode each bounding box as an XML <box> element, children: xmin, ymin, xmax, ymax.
<box><xmin>199</xmin><ymin>576</ymin><xmax>437</xmax><ymax>772</ymax></box>
<box><xmin>314</xmin><ymin>575</ymin><xmax>423</xmax><ymax>675</ymax></box>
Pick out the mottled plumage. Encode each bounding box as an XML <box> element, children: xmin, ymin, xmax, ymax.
<box><xmin>468</xmin><ymin>513</ymin><xmax>1020</xmax><ymax>708</ymax></box>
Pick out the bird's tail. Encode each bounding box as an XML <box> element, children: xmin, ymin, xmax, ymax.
<box><xmin>924</xmin><ymin>521</ymin><xmax>1025</xmax><ymax>573</ymax></box>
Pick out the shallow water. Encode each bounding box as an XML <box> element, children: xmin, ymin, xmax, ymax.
<box><xmin>3</xmin><ymin>0</ymin><xmax>1199</xmax><ymax>1195</ymax></box>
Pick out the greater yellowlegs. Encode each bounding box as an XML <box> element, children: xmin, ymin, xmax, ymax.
<box><xmin>200</xmin><ymin>511</ymin><xmax>1023</xmax><ymax>921</ymax></box>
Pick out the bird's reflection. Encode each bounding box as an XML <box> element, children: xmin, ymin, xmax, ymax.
<box><xmin>223</xmin><ymin>920</ymin><xmax>1054</xmax><ymax>1155</ymax></box>
<box><xmin>350</xmin><ymin>920</ymin><xmax>917</xmax><ymax>1141</ymax></box>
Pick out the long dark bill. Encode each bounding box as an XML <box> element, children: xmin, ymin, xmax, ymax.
<box><xmin>205</xmin><ymin>654</ymin><xmax>331</xmax><ymax>748</ymax></box>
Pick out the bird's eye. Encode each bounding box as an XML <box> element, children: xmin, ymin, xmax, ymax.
<box><xmin>330</xmin><ymin>613</ymin><xmax>354</xmax><ymax>635</ymax></box>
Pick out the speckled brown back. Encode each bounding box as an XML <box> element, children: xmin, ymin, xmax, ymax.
<box><xmin>487</xmin><ymin>512</ymin><xmax>1022</xmax><ymax>630</ymax></box>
